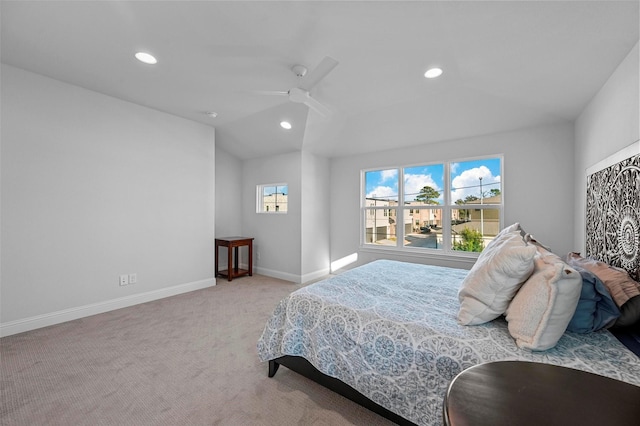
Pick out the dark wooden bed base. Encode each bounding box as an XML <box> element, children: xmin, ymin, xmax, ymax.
<box><xmin>268</xmin><ymin>355</ymin><xmax>418</xmax><ymax>426</ymax></box>
<box><xmin>611</xmin><ymin>327</ymin><xmax>640</xmax><ymax>357</ymax></box>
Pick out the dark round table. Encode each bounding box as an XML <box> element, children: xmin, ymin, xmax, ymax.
<box><xmin>443</xmin><ymin>361</ymin><xmax>640</xmax><ymax>426</ymax></box>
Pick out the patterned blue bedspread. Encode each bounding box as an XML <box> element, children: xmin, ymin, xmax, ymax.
<box><xmin>257</xmin><ymin>260</ymin><xmax>640</xmax><ymax>426</ymax></box>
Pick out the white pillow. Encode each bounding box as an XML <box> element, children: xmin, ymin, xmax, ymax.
<box><xmin>458</xmin><ymin>230</ymin><xmax>537</xmax><ymax>325</ymax></box>
<box><xmin>496</xmin><ymin>222</ymin><xmax>522</xmax><ymax>239</ymax></box>
<box><xmin>505</xmin><ymin>249</ymin><xmax>582</xmax><ymax>351</ymax></box>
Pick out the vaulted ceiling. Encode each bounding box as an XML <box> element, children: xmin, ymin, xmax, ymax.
<box><xmin>2</xmin><ymin>1</ymin><xmax>638</xmax><ymax>160</ymax></box>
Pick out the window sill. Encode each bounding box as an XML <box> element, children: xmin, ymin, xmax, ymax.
<box><xmin>359</xmin><ymin>245</ymin><xmax>478</xmax><ymax>268</ymax></box>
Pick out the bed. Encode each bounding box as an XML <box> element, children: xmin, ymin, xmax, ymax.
<box><xmin>257</xmin><ymin>259</ymin><xmax>640</xmax><ymax>426</ymax></box>
<box><xmin>257</xmin><ymin>144</ymin><xmax>640</xmax><ymax>426</ymax></box>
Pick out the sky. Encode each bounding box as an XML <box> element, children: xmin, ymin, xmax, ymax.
<box><xmin>450</xmin><ymin>158</ymin><xmax>501</xmax><ymax>202</ymax></box>
<box><xmin>263</xmin><ymin>185</ymin><xmax>287</xmax><ymax>196</ymax></box>
<box><xmin>365</xmin><ymin>158</ymin><xmax>501</xmax><ymax>204</ymax></box>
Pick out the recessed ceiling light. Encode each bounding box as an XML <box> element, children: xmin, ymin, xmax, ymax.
<box><xmin>206</xmin><ymin>111</ymin><xmax>218</xmax><ymax>118</ymax></box>
<box><xmin>424</xmin><ymin>67</ymin><xmax>443</xmax><ymax>79</ymax></box>
<box><xmin>280</xmin><ymin>121</ymin><xmax>292</xmax><ymax>130</ymax></box>
<box><xmin>135</xmin><ymin>52</ymin><xmax>157</xmax><ymax>65</ymax></box>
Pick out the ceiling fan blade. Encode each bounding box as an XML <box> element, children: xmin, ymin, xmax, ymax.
<box><xmin>299</xmin><ymin>56</ymin><xmax>338</xmax><ymax>91</ymax></box>
<box><xmin>253</xmin><ymin>90</ymin><xmax>289</xmax><ymax>96</ymax></box>
<box><xmin>303</xmin><ymin>95</ymin><xmax>331</xmax><ymax>118</ymax></box>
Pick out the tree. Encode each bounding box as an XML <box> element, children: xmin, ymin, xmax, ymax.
<box><xmin>453</xmin><ymin>227</ymin><xmax>484</xmax><ymax>252</ymax></box>
<box><xmin>489</xmin><ymin>188</ymin><xmax>501</xmax><ymax>197</ymax></box>
<box><xmin>415</xmin><ymin>186</ymin><xmax>440</xmax><ymax>204</ymax></box>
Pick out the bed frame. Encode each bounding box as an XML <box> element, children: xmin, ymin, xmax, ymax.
<box><xmin>585</xmin><ymin>140</ymin><xmax>639</xmax><ymax>281</ymax></box>
<box><xmin>269</xmin><ymin>355</ymin><xmax>418</xmax><ymax>426</ymax></box>
<box><xmin>586</xmin><ymin>141</ymin><xmax>640</xmax><ymax>356</ymax></box>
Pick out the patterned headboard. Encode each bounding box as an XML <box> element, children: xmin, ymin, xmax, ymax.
<box><xmin>585</xmin><ymin>142</ymin><xmax>640</xmax><ymax>281</ymax></box>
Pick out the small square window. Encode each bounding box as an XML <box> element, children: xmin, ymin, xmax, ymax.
<box><xmin>257</xmin><ymin>183</ymin><xmax>288</xmax><ymax>214</ymax></box>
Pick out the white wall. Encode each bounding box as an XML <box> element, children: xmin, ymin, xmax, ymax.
<box><xmin>1</xmin><ymin>65</ymin><xmax>216</xmax><ymax>336</ymax></box>
<box><xmin>574</xmin><ymin>41</ymin><xmax>640</xmax><ymax>253</ymax></box>
<box><xmin>301</xmin><ymin>151</ymin><xmax>331</xmax><ymax>281</ymax></box>
<box><xmin>215</xmin><ymin>146</ymin><xmax>243</xmax><ymax>268</ymax></box>
<box><xmin>330</xmin><ymin>122</ymin><xmax>575</xmax><ymax>270</ymax></box>
<box><xmin>242</xmin><ymin>151</ymin><xmax>303</xmax><ymax>282</ymax></box>
<box><xmin>218</xmin><ymin>149</ymin><xmax>330</xmax><ymax>284</ymax></box>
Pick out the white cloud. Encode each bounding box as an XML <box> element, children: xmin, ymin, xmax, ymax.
<box><xmin>451</xmin><ymin>166</ymin><xmax>501</xmax><ymax>202</ymax></box>
<box><xmin>404</xmin><ymin>174</ymin><xmax>441</xmax><ymax>202</ymax></box>
<box><xmin>380</xmin><ymin>169</ymin><xmax>397</xmax><ymax>182</ymax></box>
<box><xmin>366</xmin><ymin>185</ymin><xmax>397</xmax><ymax>199</ymax></box>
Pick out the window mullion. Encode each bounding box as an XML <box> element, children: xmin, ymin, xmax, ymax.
<box><xmin>442</xmin><ymin>162</ymin><xmax>452</xmax><ymax>252</ymax></box>
<box><xmin>397</xmin><ymin>168</ymin><xmax>404</xmax><ymax>247</ymax></box>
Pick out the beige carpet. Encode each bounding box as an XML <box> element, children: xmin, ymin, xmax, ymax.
<box><xmin>1</xmin><ymin>274</ymin><xmax>396</xmax><ymax>425</ymax></box>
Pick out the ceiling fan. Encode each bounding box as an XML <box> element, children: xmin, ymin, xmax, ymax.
<box><xmin>260</xmin><ymin>56</ymin><xmax>338</xmax><ymax>117</ymax></box>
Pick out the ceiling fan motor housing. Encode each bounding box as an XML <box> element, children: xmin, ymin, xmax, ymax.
<box><xmin>292</xmin><ymin>64</ymin><xmax>307</xmax><ymax>78</ymax></box>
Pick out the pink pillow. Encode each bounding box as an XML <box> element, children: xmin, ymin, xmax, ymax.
<box><xmin>506</xmin><ymin>248</ymin><xmax>582</xmax><ymax>350</ymax></box>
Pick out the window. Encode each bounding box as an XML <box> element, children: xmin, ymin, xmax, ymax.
<box><xmin>362</xmin><ymin>156</ymin><xmax>502</xmax><ymax>255</ymax></box>
<box><xmin>257</xmin><ymin>183</ymin><xmax>288</xmax><ymax>213</ymax></box>
<box><xmin>364</xmin><ymin>169</ymin><xmax>398</xmax><ymax>244</ymax></box>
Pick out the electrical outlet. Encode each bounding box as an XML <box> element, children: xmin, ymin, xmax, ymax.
<box><xmin>128</xmin><ymin>273</ymin><xmax>137</xmax><ymax>284</ymax></box>
<box><xmin>119</xmin><ymin>275</ymin><xmax>128</xmax><ymax>286</ymax></box>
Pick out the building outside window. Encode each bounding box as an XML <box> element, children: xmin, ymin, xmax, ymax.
<box><xmin>362</xmin><ymin>156</ymin><xmax>502</xmax><ymax>255</ymax></box>
<box><xmin>257</xmin><ymin>183</ymin><xmax>288</xmax><ymax>213</ymax></box>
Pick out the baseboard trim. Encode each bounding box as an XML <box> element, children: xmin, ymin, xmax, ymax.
<box><xmin>301</xmin><ymin>268</ymin><xmax>331</xmax><ymax>284</ymax></box>
<box><xmin>252</xmin><ymin>266</ymin><xmax>330</xmax><ymax>285</ymax></box>
<box><xmin>0</xmin><ymin>277</ymin><xmax>216</xmax><ymax>338</ymax></box>
<box><xmin>253</xmin><ymin>266</ymin><xmax>301</xmax><ymax>283</ymax></box>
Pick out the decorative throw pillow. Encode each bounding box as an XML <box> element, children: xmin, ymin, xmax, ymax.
<box><xmin>496</xmin><ymin>222</ymin><xmax>522</xmax><ymax>238</ymax></box>
<box><xmin>523</xmin><ymin>233</ymin><xmax>552</xmax><ymax>252</ymax></box>
<box><xmin>458</xmin><ymin>230</ymin><xmax>537</xmax><ymax>325</ymax></box>
<box><xmin>506</xmin><ymin>248</ymin><xmax>582</xmax><ymax>350</ymax></box>
<box><xmin>490</xmin><ymin>223</ymin><xmax>525</xmax><ymax>247</ymax></box>
<box><xmin>565</xmin><ymin>252</ymin><xmax>640</xmax><ymax>327</ymax></box>
<box><xmin>565</xmin><ymin>265</ymin><xmax>620</xmax><ymax>333</ymax></box>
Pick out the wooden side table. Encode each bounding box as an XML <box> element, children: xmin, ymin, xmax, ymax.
<box><xmin>215</xmin><ymin>237</ymin><xmax>254</xmax><ymax>281</ymax></box>
<box><xmin>443</xmin><ymin>361</ymin><xmax>640</xmax><ymax>426</ymax></box>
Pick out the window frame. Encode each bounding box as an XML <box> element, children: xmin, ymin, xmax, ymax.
<box><xmin>360</xmin><ymin>155</ymin><xmax>503</xmax><ymax>259</ymax></box>
<box><xmin>256</xmin><ymin>183</ymin><xmax>288</xmax><ymax>214</ymax></box>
